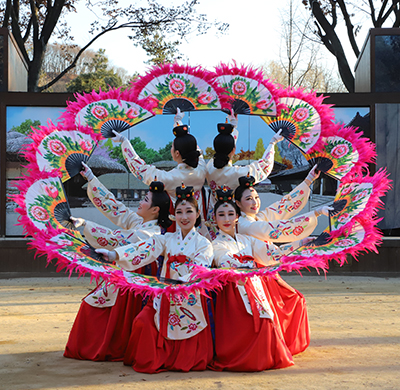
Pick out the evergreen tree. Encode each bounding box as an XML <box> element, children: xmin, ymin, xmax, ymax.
<box><xmin>254</xmin><ymin>138</ymin><xmax>265</xmax><ymax>159</ymax></box>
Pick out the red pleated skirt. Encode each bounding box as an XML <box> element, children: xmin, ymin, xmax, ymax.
<box><xmin>64</xmin><ymin>289</ymin><xmax>144</xmax><ymax>362</ymax></box>
<box><xmin>123</xmin><ymin>297</ymin><xmax>213</xmax><ymax>373</ymax></box>
<box><xmin>209</xmin><ymin>281</ymin><xmax>294</xmax><ymax>372</ymax></box>
<box><xmin>263</xmin><ymin>274</ymin><xmax>310</xmax><ymax>355</ymax></box>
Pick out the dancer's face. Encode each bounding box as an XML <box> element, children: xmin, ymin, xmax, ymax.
<box><xmin>175</xmin><ymin>201</ymin><xmax>199</xmax><ymax>237</ymax></box>
<box><xmin>236</xmin><ymin>188</ymin><xmax>260</xmax><ymax>216</ymax></box>
<box><xmin>137</xmin><ymin>192</ymin><xmax>158</xmax><ymax>222</ymax></box>
<box><xmin>215</xmin><ymin>203</ymin><xmax>238</xmax><ymax>238</ymax></box>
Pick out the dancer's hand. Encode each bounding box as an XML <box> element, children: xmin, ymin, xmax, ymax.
<box><xmin>270</xmin><ymin>129</ymin><xmax>284</xmax><ymax>145</ymax></box>
<box><xmin>81</xmin><ymin>162</ymin><xmax>94</xmax><ymax>182</ymax></box>
<box><xmin>70</xmin><ymin>216</ymin><xmax>86</xmax><ymax>228</ymax></box>
<box><xmin>174</xmin><ymin>108</ymin><xmax>185</xmax><ymax>126</ymax></box>
<box><xmin>305</xmin><ymin>165</ymin><xmax>320</xmax><ymax>185</ymax></box>
<box><xmin>95</xmin><ymin>249</ymin><xmax>117</xmax><ymax>262</ymax></box>
<box><xmin>227</xmin><ymin>109</ymin><xmax>238</xmax><ymax>128</ymax></box>
<box><xmin>112</xmin><ymin>130</ymin><xmax>127</xmax><ymax>143</ymax></box>
<box><xmin>315</xmin><ymin>205</ymin><xmax>334</xmax><ymax>217</ymax></box>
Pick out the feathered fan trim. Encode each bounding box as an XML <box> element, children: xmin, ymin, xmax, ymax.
<box><xmin>27</xmin><ymin>227</ymin><xmax>114</xmax><ymax>284</ymax></box>
<box><xmin>213</xmin><ymin>61</ymin><xmax>285</xmax><ymax>115</ymax></box>
<box><xmin>108</xmin><ymin>268</ymin><xmax>224</xmax><ymax>300</ymax></box>
<box><xmin>59</xmin><ymin>87</ymin><xmax>154</xmax><ymax>130</ymax></box>
<box><xmin>277</xmin><ymin>86</ymin><xmax>336</xmax><ymax>153</ymax></box>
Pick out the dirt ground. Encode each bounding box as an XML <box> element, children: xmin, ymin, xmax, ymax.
<box><xmin>1</xmin><ymin>274</ymin><xmax>399</xmax><ymax>390</ymax></box>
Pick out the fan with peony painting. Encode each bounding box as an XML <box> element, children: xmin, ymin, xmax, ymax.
<box><xmin>60</xmin><ymin>88</ymin><xmax>155</xmax><ymax>138</ymax></box>
<box><xmin>212</xmin><ymin>63</ymin><xmax>281</xmax><ymax>116</ymax></box>
<box><xmin>131</xmin><ymin>63</ymin><xmax>229</xmax><ymax>115</ymax></box>
<box><xmin>25</xmin><ymin>124</ymin><xmax>97</xmax><ymax>182</ymax></box>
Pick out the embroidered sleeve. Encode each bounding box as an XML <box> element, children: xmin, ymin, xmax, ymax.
<box><xmin>87</xmin><ymin>176</ymin><xmax>143</xmax><ymax>230</ymax></box>
<box><xmin>114</xmin><ymin>234</ymin><xmax>166</xmax><ymax>271</ymax></box>
<box><xmin>212</xmin><ymin>241</ymin><xmax>239</xmax><ymax>268</ymax></box>
<box><xmin>249</xmin><ymin>142</ymin><xmax>275</xmax><ymax>183</ymax></box>
<box><xmin>239</xmin><ymin>211</ymin><xmax>318</xmax><ymax>243</ymax></box>
<box><xmin>257</xmin><ymin>181</ymin><xmax>311</xmax><ymax>221</ymax></box>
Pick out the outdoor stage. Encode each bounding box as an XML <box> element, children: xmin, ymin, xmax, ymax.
<box><xmin>1</xmin><ymin>275</ymin><xmax>399</xmax><ymax>390</ymax></box>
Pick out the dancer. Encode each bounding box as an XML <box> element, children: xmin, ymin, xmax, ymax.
<box><xmin>64</xmin><ymin>179</ymin><xmax>172</xmax><ymax>362</ymax></box>
<box><xmin>97</xmin><ymin>185</ymin><xmax>214</xmax><ymax>373</ymax></box>
<box><xmin>112</xmin><ymin>109</ymin><xmax>208</xmax><ymax>236</ymax></box>
<box><xmin>209</xmin><ymin>188</ymin><xmax>299</xmax><ymax>371</ymax></box>
<box><xmin>234</xmin><ymin>174</ymin><xmax>332</xmax><ymax>354</ymax></box>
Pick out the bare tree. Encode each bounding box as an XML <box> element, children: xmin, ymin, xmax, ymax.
<box><xmin>0</xmin><ymin>0</ymin><xmax>228</xmax><ymax>92</ymax></box>
<box><xmin>302</xmin><ymin>0</ymin><xmax>400</xmax><ymax>92</ymax></box>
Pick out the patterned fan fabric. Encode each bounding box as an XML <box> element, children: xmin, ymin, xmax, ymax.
<box><xmin>262</xmin><ymin>97</ymin><xmax>321</xmax><ymax>153</ymax></box>
<box><xmin>213</xmin><ymin>63</ymin><xmax>280</xmax><ymax>116</ymax></box>
<box><xmin>131</xmin><ymin>63</ymin><xmax>228</xmax><ymax>114</ymax></box>
<box><xmin>17</xmin><ymin>175</ymin><xmax>75</xmax><ymax>233</ymax></box>
<box><xmin>305</xmin><ymin>135</ymin><xmax>358</xmax><ymax>180</ymax></box>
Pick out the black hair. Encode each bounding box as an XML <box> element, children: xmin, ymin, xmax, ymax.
<box><xmin>149</xmin><ymin>181</ymin><xmax>173</xmax><ymax>230</ymax></box>
<box><xmin>234</xmin><ymin>175</ymin><xmax>256</xmax><ymax>203</ymax></box>
<box><xmin>173</xmin><ymin>125</ymin><xmax>200</xmax><ymax>168</ymax></box>
<box><xmin>213</xmin><ymin>123</ymin><xmax>235</xmax><ymax>169</ymax></box>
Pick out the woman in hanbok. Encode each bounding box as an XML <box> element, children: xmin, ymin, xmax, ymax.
<box><xmin>112</xmin><ymin>109</ymin><xmax>208</xmax><ymax>236</ymax></box>
<box><xmin>205</xmin><ymin>114</ymin><xmax>283</xmax><ymax>237</ymax></box>
<box><xmin>209</xmin><ymin>188</ymin><xmax>296</xmax><ymax>371</ymax></box>
<box><xmin>234</xmin><ymin>174</ymin><xmax>332</xmax><ymax>355</ymax></box>
<box><xmin>97</xmin><ymin>184</ymin><xmax>214</xmax><ymax>373</ymax></box>
<box><xmin>64</xmin><ymin>179</ymin><xmax>172</xmax><ymax>362</ymax></box>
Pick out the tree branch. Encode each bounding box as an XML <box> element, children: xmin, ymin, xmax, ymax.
<box><xmin>337</xmin><ymin>0</ymin><xmax>359</xmax><ymax>57</ymax></box>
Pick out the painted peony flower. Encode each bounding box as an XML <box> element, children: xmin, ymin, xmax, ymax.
<box><xmin>146</xmin><ymin>96</ymin><xmax>159</xmax><ymax>109</ymax></box>
<box><xmin>336</xmin><ymin>165</ymin><xmax>351</xmax><ymax>173</ymax></box>
<box><xmin>48</xmin><ymin>139</ymin><xmax>67</xmax><ymax>156</ymax></box>
<box><xmin>336</xmin><ymin>239</ymin><xmax>354</xmax><ymax>247</ymax></box>
<box><xmin>79</xmin><ymin>139</ymin><xmax>92</xmax><ymax>151</ymax></box>
<box><xmin>45</xmin><ymin>184</ymin><xmax>59</xmax><ymax>199</ymax></box>
<box><xmin>198</xmin><ymin>92</ymin><xmax>214</xmax><ymax>105</ymax></box>
<box><xmin>340</xmin><ymin>185</ymin><xmax>353</xmax><ymax>196</ymax></box>
<box><xmin>232</xmin><ymin>80</ymin><xmax>247</xmax><ymax>95</ymax></box>
<box><xmin>337</xmin><ymin>213</ymin><xmax>350</xmax><ymax>223</ymax></box>
<box><xmin>331</xmin><ymin>144</ymin><xmax>350</xmax><ymax>159</ymax></box>
<box><xmin>299</xmin><ymin>133</ymin><xmax>312</xmax><ymax>144</ymax></box>
<box><xmin>30</xmin><ymin>205</ymin><xmax>49</xmax><ymax>222</ymax></box>
<box><xmin>169</xmin><ymin>78</ymin><xmax>186</xmax><ymax>95</ymax></box>
<box><xmin>292</xmin><ymin>107</ymin><xmax>309</xmax><ymax>122</ymax></box>
<box><xmin>91</xmin><ymin>105</ymin><xmax>109</xmax><ymax>119</ymax></box>
<box><xmin>126</xmin><ymin>107</ymin><xmax>140</xmax><ymax>119</ymax></box>
<box><xmin>256</xmin><ymin>98</ymin><xmax>272</xmax><ymax>110</ymax></box>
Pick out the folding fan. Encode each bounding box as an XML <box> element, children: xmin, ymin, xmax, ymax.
<box><xmin>131</xmin><ymin>63</ymin><xmax>228</xmax><ymax>115</ymax></box>
<box><xmin>262</xmin><ymin>97</ymin><xmax>321</xmax><ymax>153</ymax></box>
<box><xmin>34</xmin><ymin>129</ymin><xmax>97</xmax><ymax>182</ymax></box>
<box><xmin>24</xmin><ymin>176</ymin><xmax>76</xmax><ymax>232</ymax></box>
<box><xmin>305</xmin><ymin>135</ymin><xmax>358</xmax><ymax>180</ymax></box>
<box><xmin>213</xmin><ymin>63</ymin><xmax>280</xmax><ymax>116</ymax></box>
<box><xmin>60</xmin><ymin>88</ymin><xmax>155</xmax><ymax>138</ymax></box>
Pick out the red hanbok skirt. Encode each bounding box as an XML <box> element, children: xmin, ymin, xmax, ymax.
<box><xmin>123</xmin><ymin>296</ymin><xmax>213</xmax><ymax>373</ymax></box>
<box><xmin>263</xmin><ymin>274</ymin><xmax>310</xmax><ymax>355</ymax></box>
<box><xmin>209</xmin><ymin>280</ymin><xmax>294</xmax><ymax>372</ymax></box>
<box><xmin>64</xmin><ymin>288</ymin><xmax>143</xmax><ymax>361</ymax></box>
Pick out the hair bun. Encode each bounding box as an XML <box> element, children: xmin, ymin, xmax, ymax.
<box><xmin>217</xmin><ymin>123</ymin><xmax>234</xmax><ymax>135</ymax></box>
<box><xmin>216</xmin><ymin>187</ymin><xmax>234</xmax><ymax>202</ymax></box>
<box><xmin>149</xmin><ymin>180</ymin><xmax>165</xmax><ymax>193</ymax></box>
<box><xmin>175</xmin><ymin>183</ymin><xmax>194</xmax><ymax>200</ymax></box>
<box><xmin>238</xmin><ymin>174</ymin><xmax>255</xmax><ymax>188</ymax></box>
<box><xmin>172</xmin><ymin>124</ymin><xmax>189</xmax><ymax>137</ymax></box>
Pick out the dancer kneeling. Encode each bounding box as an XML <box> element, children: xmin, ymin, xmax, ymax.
<box><xmin>98</xmin><ymin>184</ymin><xmax>214</xmax><ymax>373</ymax></box>
<box><xmin>209</xmin><ymin>188</ymin><xmax>295</xmax><ymax>371</ymax></box>
<box><xmin>64</xmin><ymin>179</ymin><xmax>171</xmax><ymax>362</ymax></box>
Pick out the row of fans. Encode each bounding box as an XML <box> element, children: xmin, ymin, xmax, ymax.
<box><xmin>12</xmin><ymin>62</ymin><xmax>391</xmax><ymax>297</ymax></box>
